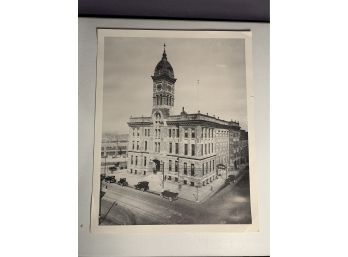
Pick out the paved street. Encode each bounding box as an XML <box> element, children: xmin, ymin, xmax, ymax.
<box><xmin>100</xmin><ymin>173</ymin><xmax>251</xmax><ymax>225</ymax></box>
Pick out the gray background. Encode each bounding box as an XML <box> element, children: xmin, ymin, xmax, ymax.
<box><xmin>79</xmin><ymin>18</ymin><xmax>269</xmax><ymax>256</ymax></box>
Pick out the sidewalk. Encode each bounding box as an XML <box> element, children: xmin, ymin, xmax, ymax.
<box><xmin>109</xmin><ymin>170</ymin><xmax>227</xmax><ymax>203</ymax></box>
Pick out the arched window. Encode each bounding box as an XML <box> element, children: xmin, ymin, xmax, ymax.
<box><xmin>160</xmin><ymin>95</ymin><xmax>162</xmax><ymax>105</ymax></box>
<box><xmin>156</xmin><ymin>95</ymin><xmax>159</xmax><ymax>105</ymax></box>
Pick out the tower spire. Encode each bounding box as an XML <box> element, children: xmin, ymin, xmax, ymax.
<box><xmin>162</xmin><ymin>43</ymin><xmax>167</xmax><ymax>59</ymax></box>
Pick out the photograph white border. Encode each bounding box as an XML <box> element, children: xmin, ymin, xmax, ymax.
<box><xmin>90</xmin><ymin>29</ymin><xmax>258</xmax><ymax>233</ymax></box>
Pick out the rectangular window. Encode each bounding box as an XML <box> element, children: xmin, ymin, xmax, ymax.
<box><xmin>158</xmin><ymin>129</ymin><xmax>161</xmax><ymax>138</ymax></box>
<box><xmin>175</xmin><ymin>143</ymin><xmax>179</xmax><ymax>154</ymax></box>
<box><xmin>213</xmin><ymin>160</ymin><xmax>215</xmax><ymax>170</ymax></box>
<box><xmin>175</xmin><ymin>160</ymin><xmax>178</xmax><ymax>172</ymax></box>
<box><xmin>132</xmin><ymin>141</ymin><xmax>135</xmax><ymax>150</ymax></box>
<box><xmin>155</xmin><ymin>142</ymin><xmax>157</xmax><ymax>152</ymax></box>
<box><xmin>172</xmin><ymin>129</ymin><xmax>175</xmax><ymax>138</ymax></box>
<box><xmin>184</xmin><ymin>163</ymin><xmax>187</xmax><ymax>175</ymax></box>
<box><xmin>184</xmin><ymin>180</ymin><xmax>187</xmax><ymax>185</ymax></box>
<box><xmin>145</xmin><ymin>141</ymin><xmax>147</xmax><ymax>151</ymax></box>
<box><xmin>169</xmin><ymin>129</ymin><xmax>172</xmax><ymax>137</ymax></box>
<box><xmin>131</xmin><ymin>155</ymin><xmax>133</xmax><ymax>165</ymax></box>
<box><xmin>184</xmin><ymin>129</ymin><xmax>188</xmax><ymax>138</ymax></box>
<box><xmin>202</xmin><ymin>163</ymin><xmax>205</xmax><ymax>175</ymax></box>
<box><xmin>211</xmin><ymin>143</ymin><xmax>213</xmax><ymax>153</ymax></box>
<box><xmin>190</xmin><ymin>182</ymin><xmax>194</xmax><ymax>187</ymax></box>
<box><xmin>169</xmin><ymin>142</ymin><xmax>172</xmax><ymax>153</ymax></box>
<box><xmin>205</xmin><ymin>144</ymin><xmax>207</xmax><ymax>154</ymax></box>
<box><xmin>168</xmin><ymin>176</ymin><xmax>171</xmax><ymax>181</ymax></box>
<box><xmin>137</xmin><ymin>128</ymin><xmax>139</xmax><ymax>136</ymax></box>
<box><xmin>135</xmin><ymin>156</ymin><xmax>138</xmax><ymax>165</ymax></box>
<box><xmin>130</xmin><ymin>169</ymin><xmax>133</xmax><ymax>173</ymax></box>
<box><xmin>169</xmin><ymin>160</ymin><xmax>172</xmax><ymax>171</ymax></box>
<box><xmin>209</xmin><ymin>161</ymin><xmax>211</xmax><ymax>172</ymax></box>
<box><xmin>175</xmin><ymin>177</ymin><xmax>178</xmax><ymax>182</ymax></box>
<box><xmin>158</xmin><ymin>142</ymin><xmax>160</xmax><ymax>152</ymax></box>
<box><xmin>176</xmin><ymin>129</ymin><xmax>179</xmax><ymax>138</ymax></box>
<box><xmin>191</xmin><ymin>164</ymin><xmax>195</xmax><ymax>176</ymax></box>
<box><xmin>205</xmin><ymin>129</ymin><xmax>207</xmax><ymax>138</ymax></box>
<box><xmin>191</xmin><ymin>128</ymin><xmax>195</xmax><ymax>138</ymax></box>
<box><xmin>144</xmin><ymin>157</ymin><xmax>147</xmax><ymax>166</ymax></box>
<box><xmin>184</xmin><ymin>144</ymin><xmax>188</xmax><ymax>155</ymax></box>
<box><xmin>135</xmin><ymin>170</ymin><xmax>137</xmax><ymax>175</ymax></box>
<box><xmin>137</xmin><ymin>141</ymin><xmax>139</xmax><ymax>150</ymax></box>
<box><xmin>208</xmin><ymin>143</ymin><xmax>210</xmax><ymax>154</ymax></box>
<box><xmin>191</xmin><ymin>144</ymin><xmax>195</xmax><ymax>156</ymax></box>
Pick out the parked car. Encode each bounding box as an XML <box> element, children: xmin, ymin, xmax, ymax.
<box><xmin>135</xmin><ymin>181</ymin><xmax>149</xmax><ymax>191</ymax></box>
<box><xmin>228</xmin><ymin>175</ymin><xmax>236</xmax><ymax>183</ymax></box>
<box><xmin>225</xmin><ymin>175</ymin><xmax>236</xmax><ymax>185</ymax></box>
<box><xmin>160</xmin><ymin>190</ymin><xmax>179</xmax><ymax>202</ymax></box>
<box><xmin>117</xmin><ymin>178</ymin><xmax>128</xmax><ymax>186</ymax></box>
<box><xmin>109</xmin><ymin>166</ymin><xmax>117</xmax><ymax>171</ymax></box>
<box><xmin>104</xmin><ymin>175</ymin><xmax>116</xmax><ymax>183</ymax></box>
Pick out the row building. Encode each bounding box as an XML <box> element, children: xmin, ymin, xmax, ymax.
<box><xmin>126</xmin><ymin>45</ymin><xmax>246</xmax><ymax>187</ymax></box>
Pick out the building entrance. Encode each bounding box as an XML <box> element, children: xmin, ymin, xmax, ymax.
<box><xmin>153</xmin><ymin>159</ymin><xmax>161</xmax><ymax>174</ymax></box>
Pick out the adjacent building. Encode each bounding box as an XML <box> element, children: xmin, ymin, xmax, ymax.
<box><xmin>127</xmin><ymin>45</ymin><xmax>246</xmax><ymax>187</ymax></box>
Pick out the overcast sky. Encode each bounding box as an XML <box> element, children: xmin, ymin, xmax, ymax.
<box><xmin>102</xmin><ymin>36</ymin><xmax>248</xmax><ymax>134</ymax></box>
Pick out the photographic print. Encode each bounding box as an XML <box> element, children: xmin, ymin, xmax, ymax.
<box><xmin>91</xmin><ymin>29</ymin><xmax>257</xmax><ymax>231</ymax></box>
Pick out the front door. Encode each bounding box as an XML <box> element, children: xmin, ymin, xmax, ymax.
<box><xmin>153</xmin><ymin>159</ymin><xmax>161</xmax><ymax>174</ymax></box>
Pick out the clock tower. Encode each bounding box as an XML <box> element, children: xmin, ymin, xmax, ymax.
<box><xmin>151</xmin><ymin>44</ymin><xmax>177</xmax><ymax>118</ymax></box>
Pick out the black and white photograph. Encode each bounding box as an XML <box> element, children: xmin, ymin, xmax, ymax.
<box><xmin>91</xmin><ymin>29</ymin><xmax>257</xmax><ymax>230</ymax></box>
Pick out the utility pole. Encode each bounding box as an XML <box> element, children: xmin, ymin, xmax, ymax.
<box><xmin>104</xmin><ymin>154</ymin><xmax>107</xmax><ymax>175</ymax></box>
<box><xmin>161</xmin><ymin>161</ymin><xmax>164</xmax><ymax>189</ymax></box>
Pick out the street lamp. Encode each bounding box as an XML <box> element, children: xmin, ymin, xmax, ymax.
<box><xmin>176</xmin><ymin>157</ymin><xmax>182</xmax><ymax>191</ymax></box>
<box><xmin>161</xmin><ymin>160</ymin><xmax>164</xmax><ymax>189</ymax></box>
<box><xmin>195</xmin><ymin>181</ymin><xmax>202</xmax><ymax>202</ymax></box>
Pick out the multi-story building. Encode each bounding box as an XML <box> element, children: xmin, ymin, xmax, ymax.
<box><xmin>126</xmin><ymin>45</ymin><xmax>243</xmax><ymax>187</ymax></box>
<box><xmin>101</xmin><ymin>138</ymin><xmax>128</xmax><ymax>158</ymax></box>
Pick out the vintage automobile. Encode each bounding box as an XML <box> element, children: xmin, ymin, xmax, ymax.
<box><xmin>228</xmin><ymin>175</ymin><xmax>236</xmax><ymax>183</ymax></box>
<box><xmin>225</xmin><ymin>175</ymin><xmax>236</xmax><ymax>185</ymax></box>
<box><xmin>117</xmin><ymin>178</ymin><xmax>128</xmax><ymax>186</ymax></box>
<box><xmin>160</xmin><ymin>190</ymin><xmax>179</xmax><ymax>202</ymax></box>
<box><xmin>134</xmin><ymin>181</ymin><xmax>149</xmax><ymax>191</ymax></box>
<box><xmin>109</xmin><ymin>166</ymin><xmax>117</xmax><ymax>172</ymax></box>
<box><xmin>104</xmin><ymin>175</ymin><xmax>116</xmax><ymax>183</ymax></box>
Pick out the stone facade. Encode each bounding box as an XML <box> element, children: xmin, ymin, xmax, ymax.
<box><xmin>126</xmin><ymin>45</ymin><xmax>244</xmax><ymax>187</ymax></box>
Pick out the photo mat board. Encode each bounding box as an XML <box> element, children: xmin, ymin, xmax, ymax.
<box><xmin>91</xmin><ymin>29</ymin><xmax>258</xmax><ymax>233</ymax></box>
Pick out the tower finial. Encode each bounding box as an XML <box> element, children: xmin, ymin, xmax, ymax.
<box><xmin>162</xmin><ymin>43</ymin><xmax>167</xmax><ymax>59</ymax></box>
